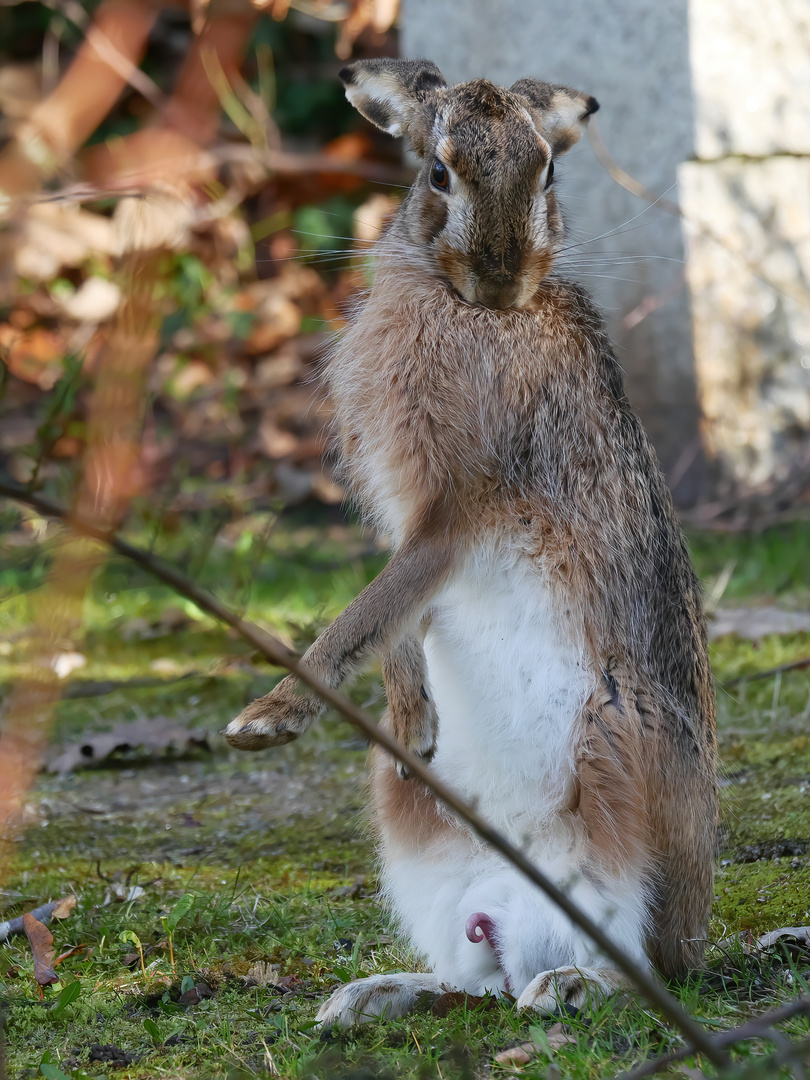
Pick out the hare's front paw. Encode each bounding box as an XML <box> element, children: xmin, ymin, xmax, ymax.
<box><xmin>392</xmin><ymin>695</ymin><xmax>439</xmax><ymax>780</ymax></box>
<box><xmin>517</xmin><ymin>967</ymin><xmax>624</xmax><ymax>1014</ymax></box>
<box><xmin>395</xmin><ymin>723</ymin><xmax>437</xmax><ymax>780</ymax></box>
<box><xmin>222</xmin><ymin>675</ymin><xmax>321</xmax><ymax>751</ymax></box>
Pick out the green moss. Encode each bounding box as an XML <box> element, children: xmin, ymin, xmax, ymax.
<box><xmin>4</xmin><ymin>522</ymin><xmax>810</xmax><ymax>1077</ymax></box>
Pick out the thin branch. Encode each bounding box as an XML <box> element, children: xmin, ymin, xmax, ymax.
<box><xmin>0</xmin><ymin>474</ymin><xmax>724</xmax><ymax>1067</ymax></box>
<box><xmin>588</xmin><ymin>120</ymin><xmax>681</xmax><ymax>217</ymax></box>
<box><xmin>723</xmin><ymin>657</ymin><xmax>810</xmax><ymax>690</ymax></box>
<box><xmin>0</xmin><ymin>898</ymin><xmax>73</xmax><ymax>942</ymax></box>
<box><xmin>619</xmin><ymin>997</ymin><xmax>810</xmax><ymax>1080</ymax></box>
<box><xmin>588</xmin><ymin>118</ymin><xmax>810</xmax><ymax>311</ymax></box>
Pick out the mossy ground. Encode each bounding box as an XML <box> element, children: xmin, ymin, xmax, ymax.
<box><xmin>1</xmin><ymin>514</ymin><xmax>810</xmax><ymax>1078</ymax></box>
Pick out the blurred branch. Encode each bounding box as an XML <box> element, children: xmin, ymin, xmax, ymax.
<box><xmin>588</xmin><ymin>120</ymin><xmax>681</xmax><ymax>217</ymax></box>
<box><xmin>619</xmin><ymin>997</ymin><xmax>810</xmax><ymax>1080</ymax></box>
<box><xmin>0</xmin><ymin>473</ymin><xmax>725</xmax><ymax>1068</ymax></box>
<box><xmin>588</xmin><ymin>119</ymin><xmax>810</xmax><ymax>311</ymax></box>
<box><xmin>723</xmin><ymin>656</ymin><xmax>810</xmax><ymax>690</ymax></box>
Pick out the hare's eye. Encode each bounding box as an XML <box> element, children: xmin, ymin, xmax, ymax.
<box><xmin>544</xmin><ymin>159</ymin><xmax>555</xmax><ymax>190</ymax></box>
<box><xmin>430</xmin><ymin>159</ymin><xmax>450</xmax><ymax>191</ymax></box>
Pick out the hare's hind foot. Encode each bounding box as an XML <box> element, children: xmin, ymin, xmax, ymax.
<box><xmin>222</xmin><ymin>674</ymin><xmax>321</xmax><ymax>751</ymax></box>
<box><xmin>315</xmin><ymin>972</ymin><xmax>445</xmax><ymax>1027</ymax></box>
<box><xmin>516</xmin><ymin>967</ymin><xmax>625</xmax><ymax>1015</ymax></box>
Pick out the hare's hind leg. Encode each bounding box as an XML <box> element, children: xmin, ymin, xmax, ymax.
<box><xmin>315</xmin><ymin>742</ymin><xmax>454</xmax><ymax>1028</ymax></box>
<box><xmin>517</xmin><ymin>967</ymin><xmax>626</xmax><ymax>1013</ymax></box>
<box><xmin>647</xmin><ymin>707</ymin><xmax>717</xmax><ymax>977</ymax></box>
<box><xmin>315</xmin><ymin>972</ymin><xmax>445</xmax><ymax>1027</ymax></box>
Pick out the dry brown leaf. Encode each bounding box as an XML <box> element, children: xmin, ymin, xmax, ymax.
<box><xmin>494</xmin><ymin>1042</ymin><xmax>538</xmax><ymax>1067</ymax></box>
<box><xmin>246</xmin><ymin>961</ymin><xmax>280</xmax><ymax>986</ymax></box>
<box><xmin>493</xmin><ymin>1024</ymin><xmax>576</xmax><ymax>1068</ymax></box>
<box><xmin>54</xmin><ymin>942</ymin><xmax>91</xmax><ymax>965</ymax></box>
<box><xmin>14</xmin><ymin>204</ymin><xmax>117</xmax><ymax>281</ymax></box>
<box><xmin>51</xmin><ymin>896</ymin><xmax>78</xmax><ymax>920</ymax></box>
<box><xmin>22</xmin><ymin>912</ymin><xmax>59</xmax><ymax>986</ymax></box>
<box><xmin>257</xmin><ymin>418</ymin><xmax>300</xmax><ymax>459</ymax></box>
<box><xmin>756</xmin><ymin>926</ymin><xmax>810</xmax><ymax>950</ymax></box>
<box><xmin>56</xmin><ymin>277</ymin><xmax>121</xmax><ymax>323</ymax></box>
<box><xmin>545</xmin><ymin>1022</ymin><xmax>577</xmax><ymax>1050</ymax></box>
<box><xmin>0</xmin><ymin>324</ymin><xmax>66</xmax><ymax>389</ymax></box>
<box><xmin>46</xmin><ymin>718</ymin><xmax>210</xmax><ymax>775</ymax></box>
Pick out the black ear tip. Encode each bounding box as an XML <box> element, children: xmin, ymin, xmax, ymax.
<box><xmin>584</xmin><ymin>95</ymin><xmax>600</xmax><ymax>117</ymax></box>
<box><xmin>338</xmin><ymin>66</ymin><xmax>354</xmax><ymax>86</ymax></box>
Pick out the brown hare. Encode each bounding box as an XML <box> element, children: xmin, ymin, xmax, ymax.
<box><xmin>224</xmin><ymin>58</ymin><xmax>717</xmax><ymax>1026</ymax></box>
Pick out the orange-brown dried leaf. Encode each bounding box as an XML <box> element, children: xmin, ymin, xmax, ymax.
<box><xmin>54</xmin><ymin>943</ymin><xmax>91</xmax><ymax>965</ymax></box>
<box><xmin>0</xmin><ymin>324</ymin><xmax>66</xmax><ymax>390</ymax></box>
<box><xmin>51</xmin><ymin>896</ymin><xmax>78</xmax><ymax>920</ymax></box>
<box><xmin>22</xmin><ymin>912</ymin><xmax>59</xmax><ymax>986</ymax></box>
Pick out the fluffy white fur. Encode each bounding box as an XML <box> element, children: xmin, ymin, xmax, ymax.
<box><xmin>318</xmin><ymin>541</ymin><xmax>650</xmax><ymax>1024</ymax></box>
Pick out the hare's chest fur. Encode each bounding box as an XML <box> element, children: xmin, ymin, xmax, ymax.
<box><xmin>424</xmin><ymin>544</ymin><xmax>592</xmax><ymax>834</ymax></box>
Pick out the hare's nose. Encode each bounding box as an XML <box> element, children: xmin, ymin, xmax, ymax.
<box><xmin>474</xmin><ymin>275</ymin><xmax>521</xmax><ymax>310</ymax></box>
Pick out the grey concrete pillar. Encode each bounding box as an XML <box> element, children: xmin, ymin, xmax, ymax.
<box><xmin>400</xmin><ymin>0</ymin><xmax>810</xmax><ymax>502</ymax></box>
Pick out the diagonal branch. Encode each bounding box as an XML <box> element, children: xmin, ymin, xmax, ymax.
<box><xmin>619</xmin><ymin>997</ymin><xmax>810</xmax><ymax>1079</ymax></box>
<box><xmin>0</xmin><ymin>474</ymin><xmax>724</xmax><ymax>1066</ymax></box>
<box><xmin>723</xmin><ymin>656</ymin><xmax>810</xmax><ymax>690</ymax></box>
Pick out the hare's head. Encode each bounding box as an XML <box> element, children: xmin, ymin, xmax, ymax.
<box><xmin>340</xmin><ymin>59</ymin><xmax>597</xmax><ymax>311</ymax></box>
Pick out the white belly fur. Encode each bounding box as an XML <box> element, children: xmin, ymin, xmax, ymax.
<box><xmin>426</xmin><ymin>542</ymin><xmax>591</xmax><ymax>833</ymax></box>
<box><xmin>378</xmin><ymin>541</ymin><xmax>649</xmax><ymax>994</ymax></box>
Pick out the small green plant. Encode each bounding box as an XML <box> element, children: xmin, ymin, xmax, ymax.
<box><xmin>119</xmin><ymin>930</ymin><xmax>145</xmax><ymax>979</ymax></box>
<box><xmin>50</xmin><ymin>978</ymin><xmax>81</xmax><ymax>1016</ymax></box>
<box><xmin>143</xmin><ymin>1017</ymin><xmax>162</xmax><ymax>1048</ymax></box>
<box><xmin>162</xmin><ymin>892</ymin><xmax>194</xmax><ymax>974</ymax></box>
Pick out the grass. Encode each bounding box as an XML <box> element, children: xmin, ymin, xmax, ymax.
<box><xmin>1</xmin><ymin>512</ymin><xmax>810</xmax><ymax>1077</ymax></box>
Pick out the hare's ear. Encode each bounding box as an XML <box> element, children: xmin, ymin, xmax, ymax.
<box><xmin>339</xmin><ymin>59</ymin><xmax>447</xmax><ymax>156</ymax></box>
<box><xmin>510</xmin><ymin>79</ymin><xmax>599</xmax><ymax>155</ymax></box>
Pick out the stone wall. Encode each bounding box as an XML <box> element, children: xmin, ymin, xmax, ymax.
<box><xmin>400</xmin><ymin>0</ymin><xmax>810</xmax><ymax>502</ymax></box>
<box><xmin>679</xmin><ymin>0</ymin><xmax>810</xmax><ymax>494</ymax></box>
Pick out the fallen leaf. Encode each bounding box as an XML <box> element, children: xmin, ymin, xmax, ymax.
<box><xmin>0</xmin><ymin>896</ymin><xmax>76</xmax><ymax>942</ymax></box>
<box><xmin>178</xmin><ymin>980</ymin><xmax>214</xmax><ymax>1005</ymax></box>
<box><xmin>104</xmin><ymin>884</ymin><xmax>145</xmax><ymax>906</ymax></box>
<box><xmin>257</xmin><ymin>418</ymin><xmax>300</xmax><ymax>459</ymax></box>
<box><xmin>756</xmin><ymin>926</ymin><xmax>810</xmax><ymax>950</ymax></box>
<box><xmin>22</xmin><ymin>912</ymin><xmax>59</xmax><ymax>986</ymax></box>
<box><xmin>494</xmin><ymin>1042</ymin><xmax>538</xmax><ymax>1066</ymax></box>
<box><xmin>54</xmin><ymin>943</ymin><xmax>92</xmax><ymax>965</ymax></box>
<box><xmin>710</xmin><ymin>606</ymin><xmax>810</xmax><ymax>640</ymax></box>
<box><xmin>246</xmin><ymin>961</ymin><xmax>280</xmax><ymax>986</ymax></box>
<box><xmin>46</xmin><ymin>718</ymin><xmax>210</xmax><ymax>774</ymax></box>
<box><xmin>493</xmin><ymin>1024</ymin><xmax>576</xmax><ymax>1067</ymax></box>
<box><xmin>56</xmin><ymin>277</ymin><xmax>121</xmax><ymax>322</ymax></box>
<box><xmin>51</xmin><ymin>896</ymin><xmax>77</xmax><ymax>919</ymax></box>
<box><xmin>545</xmin><ymin>1022</ymin><xmax>578</xmax><ymax>1050</ymax></box>
<box><xmin>431</xmin><ymin>991</ymin><xmax>502</xmax><ymax>1017</ymax></box>
<box><xmin>0</xmin><ymin>324</ymin><xmax>66</xmax><ymax>389</ymax></box>
<box><xmin>14</xmin><ymin>203</ymin><xmax>116</xmax><ymax>281</ymax></box>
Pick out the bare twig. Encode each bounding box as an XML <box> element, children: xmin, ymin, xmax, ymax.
<box><xmin>0</xmin><ymin>898</ymin><xmax>73</xmax><ymax>942</ymax></box>
<box><xmin>588</xmin><ymin>119</ymin><xmax>681</xmax><ymax>217</ymax></box>
<box><xmin>0</xmin><ymin>474</ymin><xmax>725</xmax><ymax>1067</ymax></box>
<box><xmin>589</xmin><ymin>118</ymin><xmax>810</xmax><ymax>311</ymax></box>
<box><xmin>619</xmin><ymin>997</ymin><xmax>810</xmax><ymax>1080</ymax></box>
<box><xmin>723</xmin><ymin>657</ymin><xmax>810</xmax><ymax>690</ymax></box>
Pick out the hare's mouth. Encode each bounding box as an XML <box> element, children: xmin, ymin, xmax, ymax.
<box><xmin>437</xmin><ymin>250</ymin><xmax>547</xmax><ymax>312</ymax></box>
